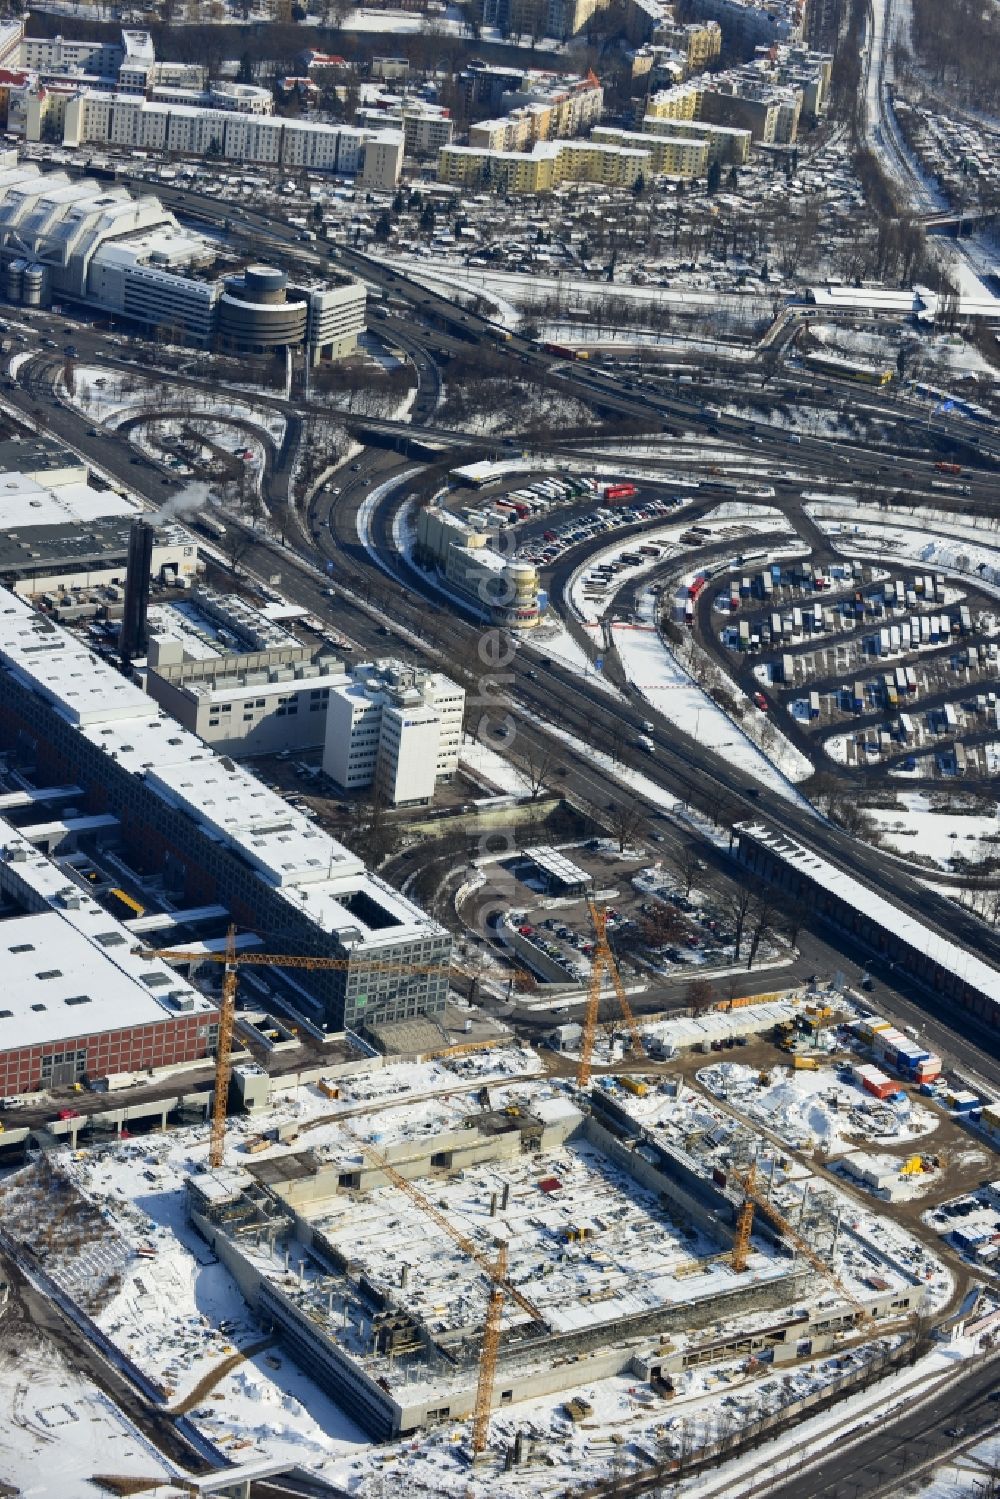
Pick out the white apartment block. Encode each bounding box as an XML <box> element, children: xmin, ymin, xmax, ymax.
<box><xmin>323</xmin><ymin>661</ymin><xmax>465</xmax><ymax>806</ymax></box>
<box><xmin>15</xmin><ymin>81</ymin><xmax>403</xmax><ymax>186</ymax></box>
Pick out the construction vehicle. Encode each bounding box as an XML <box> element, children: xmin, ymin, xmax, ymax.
<box><xmin>730</xmin><ymin>1162</ymin><xmax>871</xmax><ymax>1325</ymax></box>
<box><xmin>578</xmin><ymin>899</ymin><xmax>647</xmax><ymax>1088</ymax></box>
<box><xmin>137</xmin><ymin>927</ymin><xmax>452</xmax><ymax>1169</ymax></box>
<box><xmin>619</xmin><ymin>1076</ymin><xmax>649</xmax><ymax>1098</ymax></box>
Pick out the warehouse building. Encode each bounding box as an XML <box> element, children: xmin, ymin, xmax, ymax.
<box><xmin>0</xmin><ymin>438</ymin><xmax>197</xmax><ymax>597</ymax></box>
<box><xmin>0</xmin><ymin>588</ymin><xmax>451</xmax><ymax>1035</ymax></box>
<box><xmin>0</xmin><ymin>813</ymin><xmax>218</xmax><ymax>1096</ymax></box>
<box><xmin>735</xmin><ymin>823</ymin><xmax>1000</xmax><ymax>1031</ymax></box>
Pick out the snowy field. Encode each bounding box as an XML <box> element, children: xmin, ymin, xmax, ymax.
<box><xmin>809</xmin><ymin>505</ymin><xmax>1000</xmax><ymax>600</ymax></box>
<box><xmin>612</xmin><ymin>589</ymin><xmax>814</xmax><ymax>797</ymax></box>
<box><xmin>0</xmin><ymin>1335</ymin><xmax>178</xmax><ymax>1499</ymax></box>
<box><xmin>459</xmin><ymin>735</ymin><xmax>536</xmax><ymax>796</ymax></box>
<box><xmin>697</xmin><ymin>1061</ymin><xmax>939</xmax><ymax>1155</ymax></box>
<box><xmin>867</xmin><ymin>792</ymin><xmax>999</xmax><ymax>869</ymax></box>
<box><xmin>0</xmin><ymin>1035</ymin><xmax>967</xmax><ymax>1497</ymax></box>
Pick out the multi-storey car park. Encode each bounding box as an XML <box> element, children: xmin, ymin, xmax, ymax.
<box><xmin>0</xmin><ymin>585</ymin><xmax>451</xmax><ymax>1066</ymax></box>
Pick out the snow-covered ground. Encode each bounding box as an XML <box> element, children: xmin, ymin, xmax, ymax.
<box><xmin>867</xmin><ymin>792</ymin><xmax>999</xmax><ymax>869</ymax></box>
<box><xmin>697</xmin><ymin>1060</ymin><xmax>939</xmax><ymax>1155</ymax></box>
<box><xmin>523</xmin><ymin>613</ymin><xmax>619</xmax><ymax>693</ymax></box>
<box><xmin>809</xmin><ymin>505</ymin><xmax>1000</xmax><ymax>600</ymax></box>
<box><xmin>459</xmin><ymin>735</ymin><xmax>536</xmax><ymax>796</ymax></box>
<box><xmin>612</xmin><ymin>588</ymin><xmax>814</xmax><ymax>797</ymax></box>
<box><xmin>63</xmin><ymin>366</ymin><xmax>287</xmax><ymax>446</ymax></box>
<box><xmin>381</xmin><ymin>255</ymin><xmax>783</xmax><ymax>329</ymax></box>
<box><xmin>0</xmin><ymin>1334</ymin><xmax>179</xmax><ymax>1499</ymax></box>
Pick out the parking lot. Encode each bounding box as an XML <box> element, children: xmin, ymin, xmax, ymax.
<box><xmin>499</xmin><ymin>840</ymin><xmax>787</xmax><ymax>990</ymax></box>
<box><xmin>709</xmin><ymin>551</ymin><xmax>1000</xmax><ymax>782</ymax></box>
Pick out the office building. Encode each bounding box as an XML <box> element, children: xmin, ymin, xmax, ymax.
<box><xmin>0</xmin><ymin>159</ymin><xmax>366</xmax><ymax>360</ymax></box>
<box><xmin>416</xmin><ymin>506</ymin><xmax>541</xmax><ymax>628</ymax></box>
<box><xmin>323</xmin><ymin>660</ymin><xmax>464</xmax><ymax>805</ymax></box>
<box><xmin>143</xmin><ymin>588</ymin><xmax>345</xmax><ymax>756</ymax></box>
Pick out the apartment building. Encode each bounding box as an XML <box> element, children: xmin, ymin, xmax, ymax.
<box><xmin>438</xmin><ymin>128</ymin><xmax>704</xmax><ymax>193</ymax></box>
<box><xmin>356</xmin><ymin>103</ymin><xmax>454</xmax><ymax>159</ymax></box>
<box><xmin>646</xmin><ymin>71</ymin><xmax>804</xmax><ymax>143</ymax></box>
<box><xmin>589</xmin><ymin>126</ymin><xmax>709</xmax><ymax>177</ymax></box>
<box><xmin>640</xmin><ymin>113</ymin><xmax>752</xmax><ymax>164</ymax></box>
<box><xmin>323</xmin><ymin>661</ymin><xmax>465</xmax><ymax>805</ymax></box>
<box><xmin>12</xmin><ymin>81</ymin><xmax>403</xmax><ymax>185</ymax></box>
<box><xmin>662</xmin><ymin>18</ymin><xmax>722</xmax><ymax>68</ymax></box>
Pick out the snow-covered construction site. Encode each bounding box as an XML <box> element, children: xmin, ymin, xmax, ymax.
<box><xmin>0</xmin><ymin>1035</ymin><xmax>965</xmax><ymax>1496</ymax></box>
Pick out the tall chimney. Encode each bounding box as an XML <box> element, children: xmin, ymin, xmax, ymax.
<box><xmin>120</xmin><ymin>519</ymin><xmax>155</xmax><ymax>665</ymax></box>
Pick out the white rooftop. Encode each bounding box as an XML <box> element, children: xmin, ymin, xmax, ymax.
<box><xmin>0</xmin><ymin>592</ymin><xmax>150</xmax><ymax>725</ymax></box>
<box><xmin>0</xmin><ymin>472</ymin><xmax>138</xmax><ymax>531</ymax></box>
<box><xmin>0</xmin><ymin>818</ymin><xmax>213</xmax><ymax>1047</ymax></box>
<box><xmin>0</xmin><ymin>584</ymin><xmax>445</xmax><ymax>951</ymax></box>
<box><xmin>740</xmin><ymin>822</ymin><xmax>1000</xmax><ymax>1009</ymax></box>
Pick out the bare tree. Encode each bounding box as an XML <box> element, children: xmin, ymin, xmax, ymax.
<box><xmin>675</xmin><ymin>843</ymin><xmax>704</xmax><ymax>899</ymax></box>
<box><xmin>745</xmin><ymin>896</ymin><xmax>780</xmax><ymax>970</ymax></box>
<box><xmin>222</xmin><ymin>528</ymin><xmax>254</xmax><ymax>578</ymax></box>
<box><xmin>640</xmin><ymin>900</ymin><xmax>687</xmax><ymax>949</ymax></box>
<box><xmin>608</xmin><ymin>800</ymin><xmax>645</xmax><ymax>854</ymax></box>
<box><xmin>717</xmin><ymin>882</ymin><xmax>754</xmax><ymax>961</ymax></box>
<box><xmin>517</xmin><ymin>743</ymin><xmax>555</xmax><ymax>801</ymax></box>
<box><xmin>686</xmin><ymin>976</ymin><xmax>715</xmax><ymax>1015</ymax></box>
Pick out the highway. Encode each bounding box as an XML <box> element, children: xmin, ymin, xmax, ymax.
<box><xmin>762</xmin><ymin>1352</ymin><xmax>1000</xmax><ymax>1499</ymax></box>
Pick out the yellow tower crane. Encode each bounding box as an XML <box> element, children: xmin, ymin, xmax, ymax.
<box><xmin>473</xmin><ymin>1242</ymin><xmax>507</xmax><ymax>1457</ymax></box>
<box><xmin>350</xmin><ymin>1131</ymin><xmax>546</xmax><ymax>1455</ymax></box>
<box><xmin>136</xmin><ymin>928</ymin><xmax>452</xmax><ymax>1168</ymax></box>
<box><xmin>577</xmin><ymin>898</ymin><xmax>647</xmax><ymax>1089</ymax></box>
<box><xmin>730</xmin><ymin>1162</ymin><xmax>872</xmax><ymax>1325</ymax></box>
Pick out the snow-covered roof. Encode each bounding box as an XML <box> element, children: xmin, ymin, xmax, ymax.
<box><xmin>739</xmin><ymin>822</ymin><xmax>1000</xmax><ymax>1008</ymax></box>
<box><xmin>0</xmin><ymin>471</ymin><xmax>138</xmax><ymax>530</ymax></box>
<box><xmin>0</xmin><ymin>816</ymin><xmax>213</xmax><ymax>1046</ymax></box>
<box><xmin>0</xmin><ymin>584</ymin><xmax>446</xmax><ymax>953</ymax></box>
<box><xmin>523</xmin><ymin>844</ymin><xmax>593</xmax><ymax>889</ymax></box>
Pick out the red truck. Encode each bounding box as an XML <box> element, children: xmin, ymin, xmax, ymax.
<box><xmin>934</xmin><ymin>461</ymin><xmax>962</xmax><ymax>475</ymax></box>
